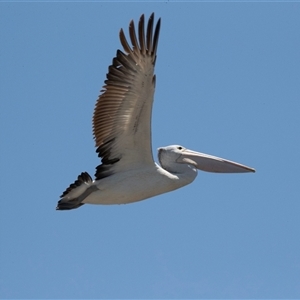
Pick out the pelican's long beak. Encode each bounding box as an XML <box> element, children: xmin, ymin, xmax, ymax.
<box><xmin>177</xmin><ymin>149</ymin><xmax>255</xmax><ymax>173</ymax></box>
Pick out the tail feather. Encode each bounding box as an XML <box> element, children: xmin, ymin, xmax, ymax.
<box><xmin>56</xmin><ymin>172</ymin><xmax>93</xmax><ymax>210</ymax></box>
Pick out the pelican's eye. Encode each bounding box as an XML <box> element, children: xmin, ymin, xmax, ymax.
<box><xmin>177</xmin><ymin>146</ymin><xmax>183</xmax><ymax>150</ymax></box>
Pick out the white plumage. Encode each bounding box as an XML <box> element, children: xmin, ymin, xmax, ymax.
<box><xmin>56</xmin><ymin>13</ymin><xmax>254</xmax><ymax>210</ymax></box>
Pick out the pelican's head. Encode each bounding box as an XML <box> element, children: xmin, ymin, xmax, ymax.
<box><xmin>158</xmin><ymin>145</ymin><xmax>190</xmax><ymax>173</ymax></box>
<box><xmin>158</xmin><ymin>145</ymin><xmax>255</xmax><ymax>173</ymax></box>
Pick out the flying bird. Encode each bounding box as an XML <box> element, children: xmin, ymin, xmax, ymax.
<box><xmin>56</xmin><ymin>13</ymin><xmax>255</xmax><ymax>210</ymax></box>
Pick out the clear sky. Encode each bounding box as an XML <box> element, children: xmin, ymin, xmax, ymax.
<box><xmin>1</xmin><ymin>1</ymin><xmax>299</xmax><ymax>299</ymax></box>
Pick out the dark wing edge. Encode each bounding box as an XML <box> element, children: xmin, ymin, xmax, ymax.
<box><xmin>56</xmin><ymin>172</ymin><xmax>93</xmax><ymax>210</ymax></box>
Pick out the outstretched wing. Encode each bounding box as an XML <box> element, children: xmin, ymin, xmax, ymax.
<box><xmin>93</xmin><ymin>13</ymin><xmax>161</xmax><ymax>180</ymax></box>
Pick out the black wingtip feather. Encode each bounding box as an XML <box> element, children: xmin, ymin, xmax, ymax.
<box><xmin>60</xmin><ymin>172</ymin><xmax>92</xmax><ymax>198</ymax></box>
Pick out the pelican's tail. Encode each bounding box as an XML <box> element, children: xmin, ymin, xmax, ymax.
<box><xmin>56</xmin><ymin>172</ymin><xmax>93</xmax><ymax>210</ymax></box>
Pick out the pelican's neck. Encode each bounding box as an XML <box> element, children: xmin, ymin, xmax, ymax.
<box><xmin>158</xmin><ymin>161</ymin><xmax>198</xmax><ymax>186</ymax></box>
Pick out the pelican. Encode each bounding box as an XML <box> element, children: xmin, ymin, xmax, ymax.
<box><xmin>56</xmin><ymin>13</ymin><xmax>255</xmax><ymax>210</ymax></box>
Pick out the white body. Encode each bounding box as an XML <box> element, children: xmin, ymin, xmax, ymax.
<box><xmin>83</xmin><ymin>163</ymin><xmax>196</xmax><ymax>205</ymax></box>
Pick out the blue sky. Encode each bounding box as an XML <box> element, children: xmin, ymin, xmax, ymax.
<box><xmin>1</xmin><ymin>2</ymin><xmax>299</xmax><ymax>299</ymax></box>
